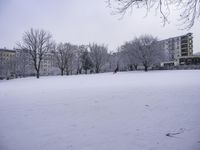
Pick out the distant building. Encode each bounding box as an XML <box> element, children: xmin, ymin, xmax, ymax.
<box><xmin>177</xmin><ymin>55</ymin><xmax>200</xmax><ymax>65</ymax></box>
<box><xmin>16</xmin><ymin>49</ymin><xmax>59</xmax><ymax>76</ymax></box>
<box><xmin>0</xmin><ymin>48</ymin><xmax>60</xmax><ymax>79</ymax></box>
<box><xmin>15</xmin><ymin>49</ymin><xmax>35</xmax><ymax>76</ymax></box>
<box><xmin>0</xmin><ymin>49</ymin><xmax>16</xmax><ymax>62</ymax></box>
<box><xmin>40</xmin><ymin>52</ymin><xmax>59</xmax><ymax>76</ymax></box>
<box><xmin>159</xmin><ymin>33</ymin><xmax>198</xmax><ymax>67</ymax></box>
<box><xmin>0</xmin><ymin>49</ymin><xmax>16</xmax><ymax>78</ymax></box>
<box><xmin>160</xmin><ymin>33</ymin><xmax>193</xmax><ymax>61</ymax></box>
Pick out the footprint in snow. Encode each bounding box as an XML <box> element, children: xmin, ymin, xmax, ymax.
<box><xmin>166</xmin><ymin>128</ymin><xmax>185</xmax><ymax>138</ymax></box>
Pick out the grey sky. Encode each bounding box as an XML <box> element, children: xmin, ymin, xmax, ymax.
<box><xmin>0</xmin><ymin>0</ymin><xmax>199</xmax><ymax>52</ymax></box>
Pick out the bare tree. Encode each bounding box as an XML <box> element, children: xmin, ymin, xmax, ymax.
<box><xmin>108</xmin><ymin>0</ymin><xmax>200</xmax><ymax>29</ymax></box>
<box><xmin>89</xmin><ymin>43</ymin><xmax>108</xmax><ymax>73</ymax></box>
<box><xmin>107</xmin><ymin>51</ymin><xmax>121</xmax><ymax>72</ymax></box>
<box><xmin>74</xmin><ymin>45</ymin><xmax>85</xmax><ymax>74</ymax></box>
<box><xmin>63</xmin><ymin>43</ymin><xmax>76</xmax><ymax>75</ymax></box>
<box><xmin>18</xmin><ymin>28</ymin><xmax>53</xmax><ymax>78</ymax></box>
<box><xmin>81</xmin><ymin>48</ymin><xmax>93</xmax><ymax>74</ymax></box>
<box><xmin>135</xmin><ymin>35</ymin><xmax>164</xmax><ymax>71</ymax></box>
<box><xmin>53</xmin><ymin>43</ymin><xmax>66</xmax><ymax>76</ymax></box>
<box><xmin>120</xmin><ymin>41</ymin><xmax>141</xmax><ymax>71</ymax></box>
<box><xmin>53</xmin><ymin>42</ymin><xmax>76</xmax><ymax>75</ymax></box>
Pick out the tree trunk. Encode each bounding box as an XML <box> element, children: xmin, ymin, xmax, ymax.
<box><xmin>61</xmin><ymin>68</ymin><xmax>64</xmax><ymax>76</ymax></box>
<box><xmin>129</xmin><ymin>65</ymin><xmax>133</xmax><ymax>71</ymax></box>
<box><xmin>96</xmin><ymin>67</ymin><xmax>99</xmax><ymax>73</ymax></box>
<box><xmin>66</xmin><ymin>67</ymin><xmax>69</xmax><ymax>75</ymax></box>
<box><xmin>76</xmin><ymin>68</ymin><xmax>80</xmax><ymax>75</ymax></box>
<box><xmin>79</xmin><ymin>69</ymin><xmax>82</xmax><ymax>74</ymax></box>
<box><xmin>36</xmin><ymin>70</ymin><xmax>40</xmax><ymax>78</ymax></box>
<box><xmin>144</xmin><ymin>65</ymin><xmax>148</xmax><ymax>72</ymax></box>
<box><xmin>134</xmin><ymin>64</ymin><xmax>138</xmax><ymax>70</ymax></box>
<box><xmin>77</xmin><ymin>67</ymin><xmax>82</xmax><ymax>75</ymax></box>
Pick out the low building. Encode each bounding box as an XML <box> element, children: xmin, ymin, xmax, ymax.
<box><xmin>177</xmin><ymin>55</ymin><xmax>200</xmax><ymax>65</ymax></box>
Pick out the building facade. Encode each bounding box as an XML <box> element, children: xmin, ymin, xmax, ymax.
<box><xmin>15</xmin><ymin>49</ymin><xmax>35</xmax><ymax>77</ymax></box>
<box><xmin>0</xmin><ymin>49</ymin><xmax>16</xmax><ymax>78</ymax></box>
<box><xmin>0</xmin><ymin>48</ymin><xmax>59</xmax><ymax>79</ymax></box>
<box><xmin>160</xmin><ymin>33</ymin><xmax>193</xmax><ymax>61</ymax></box>
<box><xmin>40</xmin><ymin>52</ymin><xmax>59</xmax><ymax>76</ymax></box>
<box><xmin>16</xmin><ymin>49</ymin><xmax>59</xmax><ymax>76</ymax></box>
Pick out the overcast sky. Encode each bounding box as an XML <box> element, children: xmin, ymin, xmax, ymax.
<box><xmin>0</xmin><ymin>0</ymin><xmax>200</xmax><ymax>52</ymax></box>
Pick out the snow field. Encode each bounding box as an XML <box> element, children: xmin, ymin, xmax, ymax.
<box><xmin>0</xmin><ymin>70</ymin><xmax>200</xmax><ymax>150</ymax></box>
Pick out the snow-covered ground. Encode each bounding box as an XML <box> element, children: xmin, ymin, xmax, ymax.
<box><xmin>0</xmin><ymin>70</ymin><xmax>200</xmax><ymax>150</ymax></box>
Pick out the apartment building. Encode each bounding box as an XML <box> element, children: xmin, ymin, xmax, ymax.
<box><xmin>0</xmin><ymin>49</ymin><xmax>16</xmax><ymax>78</ymax></box>
<box><xmin>160</xmin><ymin>33</ymin><xmax>193</xmax><ymax>61</ymax></box>
<box><xmin>0</xmin><ymin>49</ymin><xmax>16</xmax><ymax>62</ymax></box>
<box><xmin>15</xmin><ymin>49</ymin><xmax>35</xmax><ymax>76</ymax></box>
<box><xmin>40</xmin><ymin>52</ymin><xmax>59</xmax><ymax>75</ymax></box>
<box><xmin>0</xmin><ymin>48</ymin><xmax>60</xmax><ymax>78</ymax></box>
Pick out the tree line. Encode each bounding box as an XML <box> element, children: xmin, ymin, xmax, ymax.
<box><xmin>0</xmin><ymin>28</ymin><xmax>165</xmax><ymax>79</ymax></box>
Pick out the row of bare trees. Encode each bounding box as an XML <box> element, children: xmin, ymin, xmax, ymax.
<box><xmin>8</xmin><ymin>28</ymin><xmax>166</xmax><ymax>79</ymax></box>
<box><xmin>119</xmin><ymin>35</ymin><xmax>164</xmax><ymax>71</ymax></box>
<box><xmin>16</xmin><ymin>28</ymin><xmax>111</xmax><ymax>78</ymax></box>
<box><xmin>52</xmin><ymin>43</ymin><xmax>109</xmax><ymax>76</ymax></box>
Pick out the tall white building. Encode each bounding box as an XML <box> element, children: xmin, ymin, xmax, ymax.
<box><xmin>160</xmin><ymin>33</ymin><xmax>193</xmax><ymax>61</ymax></box>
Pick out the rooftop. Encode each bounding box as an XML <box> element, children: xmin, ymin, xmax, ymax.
<box><xmin>159</xmin><ymin>33</ymin><xmax>192</xmax><ymax>42</ymax></box>
<box><xmin>0</xmin><ymin>49</ymin><xmax>16</xmax><ymax>53</ymax></box>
